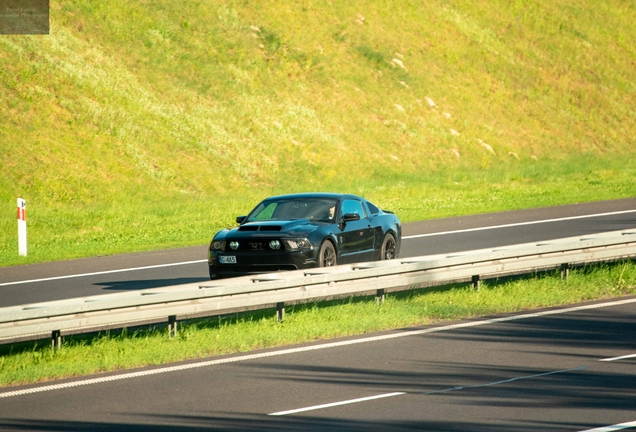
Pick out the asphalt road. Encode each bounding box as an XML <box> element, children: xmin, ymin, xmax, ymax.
<box><xmin>0</xmin><ymin>198</ymin><xmax>636</xmax><ymax>431</ymax></box>
<box><xmin>1</xmin><ymin>198</ymin><xmax>636</xmax><ymax>308</ymax></box>
<box><xmin>1</xmin><ymin>296</ymin><xmax>635</xmax><ymax>430</ymax></box>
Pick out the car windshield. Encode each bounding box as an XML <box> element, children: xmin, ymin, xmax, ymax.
<box><xmin>246</xmin><ymin>198</ymin><xmax>338</xmax><ymax>222</ymax></box>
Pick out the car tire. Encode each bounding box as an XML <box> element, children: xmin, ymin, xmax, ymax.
<box><xmin>208</xmin><ymin>265</ymin><xmax>217</xmax><ymax>280</ymax></box>
<box><xmin>318</xmin><ymin>240</ymin><xmax>337</xmax><ymax>267</ymax></box>
<box><xmin>380</xmin><ymin>233</ymin><xmax>397</xmax><ymax>260</ymax></box>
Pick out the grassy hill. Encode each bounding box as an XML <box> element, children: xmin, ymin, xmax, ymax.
<box><xmin>1</xmin><ymin>0</ymin><xmax>635</xmax><ymax>266</ymax></box>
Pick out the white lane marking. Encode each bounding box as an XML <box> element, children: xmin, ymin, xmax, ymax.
<box><xmin>1</xmin><ymin>297</ymin><xmax>636</xmax><ymax>400</ymax></box>
<box><xmin>578</xmin><ymin>420</ymin><xmax>636</xmax><ymax>432</ymax></box>
<box><xmin>268</xmin><ymin>392</ymin><xmax>406</xmax><ymax>416</ymax></box>
<box><xmin>271</xmin><ymin>366</ymin><xmax>587</xmax><ymax>416</ymax></box>
<box><xmin>0</xmin><ymin>260</ymin><xmax>208</xmax><ymax>287</ymax></box>
<box><xmin>402</xmin><ymin>209</ymin><xmax>636</xmax><ymax>240</ymax></box>
<box><xmin>421</xmin><ymin>366</ymin><xmax>586</xmax><ymax>395</ymax></box>
<box><xmin>599</xmin><ymin>353</ymin><xmax>636</xmax><ymax>362</ymax></box>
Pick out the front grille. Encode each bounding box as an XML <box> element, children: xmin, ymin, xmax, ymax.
<box><xmin>248</xmin><ymin>242</ymin><xmax>265</xmax><ymax>251</ymax></box>
<box><xmin>227</xmin><ymin>239</ymin><xmax>286</xmax><ymax>251</ymax></box>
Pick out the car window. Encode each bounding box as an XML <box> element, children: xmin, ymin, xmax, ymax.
<box><xmin>341</xmin><ymin>199</ymin><xmax>366</xmax><ymax>218</ymax></box>
<box><xmin>247</xmin><ymin>198</ymin><xmax>337</xmax><ymax>222</ymax></box>
<box><xmin>249</xmin><ymin>202</ymin><xmax>277</xmax><ymax>221</ymax></box>
<box><xmin>366</xmin><ymin>201</ymin><xmax>380</xmax><ymax>215</ymax></box>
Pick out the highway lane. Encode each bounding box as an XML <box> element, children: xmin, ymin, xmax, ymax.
<box><xmin>0</xmin><ymin>197</ymin><xmax>635</xmax><ymax>308</ymax></box>
<box><xmin>1</xmin><ymin>297</ymin><xmax>635</xmax><ymax>430</ymax></box>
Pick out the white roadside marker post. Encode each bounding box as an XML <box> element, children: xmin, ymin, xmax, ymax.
<box><xmin>17</xmin><ymin>198</ymin><xmax>27</xmax><ymax>256</ymax></box>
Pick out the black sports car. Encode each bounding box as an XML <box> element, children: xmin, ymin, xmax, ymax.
<box><xmin>208</xmin><ymin>193</ymin><xmax>401</xmax><ymax>278</ymax></box>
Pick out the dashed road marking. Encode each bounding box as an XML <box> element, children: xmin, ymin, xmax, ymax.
<box><xmin>578</xmin><ymin>420</ymin><xmax>636</xmax><ymax>432</ymax></box>
<box><xmin>269</xmin><ymin>392</ymin><xmax>406</xmax><ymax>416</ymax></box>
<box><xmin>599</xmin><ymin>353</ymin><xmax>636</xmax><ymax>362</ymax></box>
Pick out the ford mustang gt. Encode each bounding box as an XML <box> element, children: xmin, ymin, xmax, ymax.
<box><xmin>208</xmin><ymin>192</ymin><xmax>401</xmax><ymax>278</ymax></box>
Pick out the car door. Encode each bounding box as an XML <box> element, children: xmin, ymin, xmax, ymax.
<box><xmin>337</xmin><ymin>199</ymin><xmax>375</xmax><ymax>262</ymax></box>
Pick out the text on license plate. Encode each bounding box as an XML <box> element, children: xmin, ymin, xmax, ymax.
<box><xmin>219</xmin><ymin>256</ymin><xmax>237</xmax><ymax>264</ymax></box>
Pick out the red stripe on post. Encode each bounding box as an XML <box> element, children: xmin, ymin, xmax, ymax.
<box><xmin>17</xmin><ymin>208</ymin><xmax>26</xmax><ymax>221</ymax></box>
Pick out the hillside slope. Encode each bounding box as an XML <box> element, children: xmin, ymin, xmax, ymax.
<box><xmin>1</xmin><ymin>0</ymin><xmax>635</xmax><ymax>265</ymax></box>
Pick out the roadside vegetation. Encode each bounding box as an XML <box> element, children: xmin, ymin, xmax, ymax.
<box><xmin>1</xmin><ymin>0</ymin><xmax>635</xmax><ymax>266</ymax></box>
<box><xmin>1</xmin><ymin>0</ymin><xmax>635</xmax><ymax>387</ymax></box>
<box><xmin>0</xmin><ymin>260</ymin><xmax>634</xmax><ymax>387</ymax></box>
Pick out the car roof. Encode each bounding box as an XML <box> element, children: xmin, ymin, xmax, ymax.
<box><xmin>263</xmin><ymin>192</ymin><xmax>363</xmax><ymax>201</ymax></box>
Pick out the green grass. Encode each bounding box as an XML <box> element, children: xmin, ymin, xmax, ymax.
<box><xmin>1</xmin><ymin>155</ymin><xmax>635</xmax><ymax>267</ymax></box>
<box><xmin>1</xmin><ymin>0</ymin><xmax>635</xmax><ymax>266</ymax></box>
<box><xmin>0</xmin><ymin>0</ymin><xmax>635</xmax><ymax>386</ymax></box>
<box><xmin>1</xmin><ymin>260</ymin><xmax>635</xmax><ymax>387</ymax></box>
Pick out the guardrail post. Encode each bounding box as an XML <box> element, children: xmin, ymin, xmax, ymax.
<box><xmin>472</xmin><ymin>275</ymin><xmax>481</xmax><ymax>291</ymax></box>
<box><xmin>3</xmin><ymin>231</ymin><xmax>635</xmax><ymax>346</ymax></box>
<box><xmin>561</xmin><ymin>263</ymin><xmax>570</xmax><ymax>281</ymax></box>
<box><xmin>168</xmin><ymin>315</ymin><xmax>178</xmax><ymax>338</ymax></box>
<box><xmin>51</xmin><ymin>330</ymin><xmax>61</xmax><ymax>351</ymax></box>
<box><xmin>376</xmin><ymin>289</ymin><xmax>385</xmax><ymax>305</ymax></box>
<box><xmin>276</xmin><ymin>302</ymin><xmax>285</xmax><ymax>322</ymax></box>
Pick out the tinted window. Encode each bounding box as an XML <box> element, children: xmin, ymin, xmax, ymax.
<box><xmin>367</xmin><ymin>201</ymin><xmax>380</xmax><ymax>215</ymax></box>
<box><xmin>341</xmin><ymin>199</ymin><xmax>366</xmax><ymax>218</ymax></box>
<box><xmin>247</xmin><ymin>198</ymin><xmax>337</xmax><ymax>222</ymax></box>
<box><xmin>249</xmin><ymin>202</ymin><xmax>277</xmax><ymax>221</ymax></box>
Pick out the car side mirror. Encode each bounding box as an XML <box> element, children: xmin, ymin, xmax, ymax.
<box><xmin>342</xmin><ymin>213</ymin><xmax>361</xmax><ymax>222</ymax></box>
<box><xmin>236</xmin><ymin>216</ymin><xmax>246</xmax><ymax>224</ymax></box>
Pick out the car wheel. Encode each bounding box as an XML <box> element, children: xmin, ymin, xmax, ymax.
<box><xmin>208</xmin><ymin>265</ymin><xmax>217</xmax><ymax>280</ymax></box>
<box><xmin>318</xmin><ymin>240</ymin><xmax>337</xmax><ymax>267</ymax></box>
<box><xmin>380</xmin><ymin>233</ymin><xmax>397</xmax><ymax>260</ymax></box>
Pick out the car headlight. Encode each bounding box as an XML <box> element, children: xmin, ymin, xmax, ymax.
<box><xmin>229</xmin><ymin>241</ymin><xmax>239</xmax><ymax>250</ymax></box>
<box><xmin>284</xmin><ymin>238</ymin><xmax>312</xmax><ymax>251</ymax></box>
<box><xmin>269</xmin><ymin>240</ymin><xmax>281</xmax><ymax>250</ymax></box>
<box><xmin>210</xmin><ymin>240</ymin><xmax>226</xmax><ymax>251</ymax></box>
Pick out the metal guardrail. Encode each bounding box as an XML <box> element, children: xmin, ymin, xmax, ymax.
<box><xmin>1</xmin><ymin>229</ymin><xmax>636</xmax><ymax>348</ymax></box>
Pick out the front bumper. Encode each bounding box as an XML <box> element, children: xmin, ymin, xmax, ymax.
<box><xmin>208</xmin><ymin>249</ymin><xmax>318</xmax><ymax>278</ymax></box>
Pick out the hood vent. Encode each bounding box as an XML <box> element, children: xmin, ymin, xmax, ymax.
<box><xmin>238</xmin><ymin>225</ymin><xmax>282</xmax><ymax>232</ymax></box>
<box><xmin>259</xmin><ymin>225</ymin><xmax>282</xmax><ymax>231</ymax></box>
<box><xmin>238</xmin><ymin>226</ymin><xmax>258</xmax><ymax>231</ymax></box>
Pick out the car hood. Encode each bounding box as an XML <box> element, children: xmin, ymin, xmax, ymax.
<box><xmin>215</xmin><ymin>219</ymin><xmax>323</xmax><ymax>239</ymax></box>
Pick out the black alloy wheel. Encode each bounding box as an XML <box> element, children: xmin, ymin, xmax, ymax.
<box><xmin>380</xmin><ymin>233</ymin><xmax>397</xmax><ymax>260</ymax></box>
<box><xmin>318</xmin><ymin>240</ymin><xmax>337</xmax><ymax>267</ymax></box>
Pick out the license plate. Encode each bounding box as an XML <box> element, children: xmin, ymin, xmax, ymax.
<box><xmin>219</xmin><ymin>256</ymin><xmax>237</xmax><ymax>264</ymax></box>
